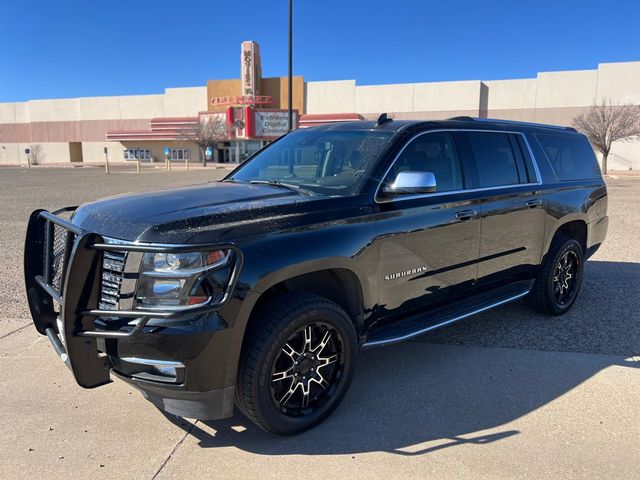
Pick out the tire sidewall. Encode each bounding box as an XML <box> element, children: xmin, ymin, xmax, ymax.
<box><xmin>253</xmin><ymin>303</ymin><xmax>358</xmax><ymax>435</ymax></box>
<box><xmin>545</xmin><ymin>239</ymin><xmax>584</xmax><ymax>315</ymax></box>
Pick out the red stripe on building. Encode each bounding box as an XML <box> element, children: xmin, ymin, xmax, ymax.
<box><xmin>299</xmin><ymin>113</ymin><xmax>363</xmax><ymax>128</ymax></box>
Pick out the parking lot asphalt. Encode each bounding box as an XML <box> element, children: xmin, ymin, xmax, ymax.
<box><xmin>0</xmin><ymin>166</ymin><xmax>638</xmax><ymax>479</ymax></box>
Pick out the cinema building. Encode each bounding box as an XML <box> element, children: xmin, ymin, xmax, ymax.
<box><xmin>1</xmin><ymin>41</ymin><xmax>639</xmax><ymax>170</ymax></box>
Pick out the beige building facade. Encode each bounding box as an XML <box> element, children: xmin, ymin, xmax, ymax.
<box><xmin>305</xmin><ymin>61</ymin><xmax>640</xmax><ymax>170</ymax></box>
<box><xmin>1</xmin><ymin>49</ymin><xmax>639</xmax><ymax>170</ymax></box>
<box><xmin>0</xmin><ymin>86</ymin><xmax>207</xmax><ymax>165</ymax></box>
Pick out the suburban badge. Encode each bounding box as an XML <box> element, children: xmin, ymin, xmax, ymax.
<box><xmin>384</xmin><ymin>266</ymin><xmax>428</xmax><ymax>281</ymax></box>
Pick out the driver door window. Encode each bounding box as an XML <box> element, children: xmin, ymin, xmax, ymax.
<box><xmin>385</xmin><ymin>132</ymin><xmax>464</xmax><ymax>193</ymax></box>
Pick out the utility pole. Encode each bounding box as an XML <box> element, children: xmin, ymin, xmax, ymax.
<box><xmin>287</xmin><ymin>0</ymin><xmax>293</xmax><ymax>131</ymax></box>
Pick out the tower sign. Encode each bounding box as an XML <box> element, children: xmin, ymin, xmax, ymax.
<box><xmin>241</xmin><ymin>41</ymin><xmax>262</xmax><ymax>98</ymax></box>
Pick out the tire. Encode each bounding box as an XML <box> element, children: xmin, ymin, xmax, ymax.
<box><xmin>235</xmin><ymin>292</ymin><xmax>358</xmax><ymax>435</ymax></box>
<box><xmin>529</xmin><ymin>236</ymin><xmax>584</xmax><ymax>316</ymax></box>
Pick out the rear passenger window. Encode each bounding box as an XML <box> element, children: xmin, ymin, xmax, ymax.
<box><xmin>466</xmin><ymin>132</ymin><xmax>521</xmax><ymax>187</ymax></box>
<box><xmin>535</xmin><ymin>133</ymin><xmax>601</xmax><ymax>181</ymax></box>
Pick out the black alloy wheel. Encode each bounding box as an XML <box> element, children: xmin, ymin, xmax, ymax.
<box><xmin>236</xmin><ymin>292</ymin><xmax>358</xmax><ymax>435</ymax></box>
<box><xmin>529</xmin><ymin>236</ymin><xmax>584</xmax><ymax>315</ymax></box>
<box><xmin>552</xmin><ymin>249</ymin><xmax>580</xmax><ymax>307</ymax></box>
<box><xmin>270</xmin><ymin>322</ymin><xmax>344</xmax><ymax>416</ymax></box>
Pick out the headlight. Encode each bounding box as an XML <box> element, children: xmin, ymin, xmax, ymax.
<box><xmin>135</xmin><ymin>249</ymin><xmax>231</xmax><ymax>309</ymax></box>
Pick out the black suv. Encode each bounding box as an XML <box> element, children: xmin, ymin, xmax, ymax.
<box><xmin>25</xmin><ymin>116</ymin><xmax>608</xmax><ymax>435</ymax></box>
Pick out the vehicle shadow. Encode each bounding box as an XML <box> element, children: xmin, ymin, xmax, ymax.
<box><xmin>423</xmin><ymin>260</ymin><xmax>640</xmax><ymax>356</ymax></box>
<box><xmin>162</xmin><ymin>260</ymin><xmax>638</xmax><ymax>456</ymax></box>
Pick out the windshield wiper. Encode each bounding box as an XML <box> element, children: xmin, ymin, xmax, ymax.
<box><xmin>249</xmin><ymin>179</ymin><xmax>315</xmax><ymax>196</ymax></box>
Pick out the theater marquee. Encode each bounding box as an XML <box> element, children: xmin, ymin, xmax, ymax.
<box><xmin>252</xmin><ymin>110</ymin><xmax>298</xmax><ymax>138</ymax></box>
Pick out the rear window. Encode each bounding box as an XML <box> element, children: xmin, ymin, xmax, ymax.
<box><xmin>535</xmin><ymin>133</ymin><xmax>601</xmax><ymax>181</ymax></box>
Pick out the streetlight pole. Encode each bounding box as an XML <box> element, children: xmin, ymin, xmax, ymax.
<box><xmin>287</xmin><ymin>0</ymin><xmax>293</xmax><ymax>131</ymax></box>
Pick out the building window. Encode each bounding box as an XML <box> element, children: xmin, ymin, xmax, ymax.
<box><xmin>124</xmin><ymin>148</ymin><xmax>151</xmax><ymax>161</ymax></box>
<box><xmin>280</xmin><ymin>147</ymin><xmax>304</xmax><ymax>165</ymax></box>
<box><xmin>170</xmin><ymin>148</ymin><xmax>190</xmax><ymax>161</ymax></box>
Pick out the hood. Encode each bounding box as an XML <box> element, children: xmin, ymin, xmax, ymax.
<box><xmin>71</xmin><ymin>181</ymin><xmax>324</xmax><ymax>243</ymax></box>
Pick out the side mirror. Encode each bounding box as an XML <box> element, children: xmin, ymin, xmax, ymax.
<box><xmin>383</xmin><ymin>171</ymin><xmax>437</xmax><ymax>196</ymax></box>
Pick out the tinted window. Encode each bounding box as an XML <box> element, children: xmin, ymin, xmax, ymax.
<box><xmin>385</xmin><ymin>132</ymin><xmax>463</xmax><ymax>192</ymax></box>
<box><xmin>535</xmin><ymin>133</ymin><xmax>601</xmax><ymax>180</ymax></box>
<box><xmin>513</xmin><ymin>134</ymin><xmax>538</xmax><ymax>183</ymax></box>
<box><xmin>467</xmin><ymin>132</ymin><xmax>520</xmax><ymax>187</ymax></box>
<box><xmin>230</xmin><ymin>129</ymin><xmax>393</xmax><ymax>195</ymax></box>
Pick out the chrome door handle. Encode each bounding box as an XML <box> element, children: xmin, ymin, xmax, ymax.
<box><xmin>455</xmin><ymin>210</ymin><xmax>477</xmax><ymax>220</ymax></box>
<box><xmin>525</xmin><ymin>199</ymin><xmax>542</xmax><ymax>208</ymax></box>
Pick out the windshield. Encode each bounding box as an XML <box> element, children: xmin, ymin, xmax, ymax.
<box><xmin>227</xmin><ymin>129</ymin><xmax>394</xmax><ymax>196</ymax></box>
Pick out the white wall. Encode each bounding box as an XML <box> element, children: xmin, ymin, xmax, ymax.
<box><xmin>3</xmin><ymin>142</ymin><xmax>73</xmax><ymax>164</ymax></box>
<box><xmin>413</xmin><ymin>81</ymin><xmax>481</xmax><ymax>111</ymax></box>
<box><xmin>596</xmin><ymin>62</ymin><xmax>640</xmax><ymax>104</ymax></box>
<box><xmin>78</xmin><ymin>97</ymin><xmax>121</xmax><ymax>120</ymax></box>
<box><xmin>120</xmin><ymin>95</ymin><xmax>165</xmax><ymax>119</ymax></box>
<box><xmin>594</xmin><ymin>63</ymin><xmax>640</xmax><ymax>170</ymax></box>
<box><xmin>355</xmin><ymin>83</ymin><xmax>415</xmax><ymax>114</ymax></box>
<box><xmin>305</xmin><ymin>80</ymin><xmax>356</xmax><ymax>114</ymax></box>
<box><xmin>164</xmin><ymin>87</ymin><xmax>207</xmax><ymax>116</ymax></box>
<box><xmin>1</xmin><ymin>86</ymin><xmax>206</xmax><ymax>126</ymax></box>
<box><xmin>535</xmin><ymin>70</ymin><xmax>598</xmax><ymax>108</ymax></box>
<box><xmin>28</xmin><ymin>98</ymin><xmax>80</xmax><ymax>122</ymax></box>
<box><xmin>0</xmin><ymin>103</ymin><xmax>18</xmax><ymax>123</ymax></box>
<box><xmin>14</xmin><ymin>102</ymin><xmax>31</xmax><ymax>123</ymax></box>
<box><xmin>483</xmin><ymin>78</ymin><xmax>537</xmax><ymax>110</ymax></box>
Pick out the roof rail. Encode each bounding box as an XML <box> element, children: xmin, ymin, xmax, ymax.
<box><xmin>448</xmin><ymin>116</ymin><xmax>576</xmax><ymax>132</ymax></box>
<box><xmin>447</xmin><ymin>116</ymin><xmax>474</xmax><ymax>121</ymax></box>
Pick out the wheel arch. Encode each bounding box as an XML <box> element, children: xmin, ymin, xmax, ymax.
<box><xmin>219</xmin><ymin>264</ymin><xmax>367</xmax><ymax>400</ymax></box>
<box><xmin>246</xmin><ymin>266</ymin><xmax>366</xmax><ymax>339</ymax></box>
<box><xmin>549</xmin><ymin>219</ymin><xmax>588</xmax><ymax>254</ymax></box>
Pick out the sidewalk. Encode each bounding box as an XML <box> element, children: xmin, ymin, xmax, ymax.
<box><xmin>606</xmin><ymin>170</ymin><xmax>640</xmax><ymax>177</ymax></box>
<box><xmin>1</xmin><ymin>328</ymin><xmax>637</xmax><ymax>480</ymax></box>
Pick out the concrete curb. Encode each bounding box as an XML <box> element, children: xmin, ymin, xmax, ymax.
<box><xmin>0</xmin><ymin>163</ymin><xmax>237</xmax><ymax>170</ymax></box>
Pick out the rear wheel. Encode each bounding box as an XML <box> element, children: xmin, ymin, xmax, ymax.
<box><xmin>529</xmin><ymin>236</ymin><xmax>584</xmax><ymax>315</ymax></box>
<box><xmin>236</xmin><ymin>292</ymin><xmax>358</xmax><ymax>435</ymax></box>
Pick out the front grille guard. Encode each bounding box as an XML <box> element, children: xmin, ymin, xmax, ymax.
<box><xmin>24</xmin><ymin>208</ymin><xmax>244</xmax><ymax>388</ymax></box>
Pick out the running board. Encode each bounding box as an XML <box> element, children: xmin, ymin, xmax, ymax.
<box><xmin>363</xmin><ymin>284</ymin><xmax>531</xmax><ymax>348</ymax></box>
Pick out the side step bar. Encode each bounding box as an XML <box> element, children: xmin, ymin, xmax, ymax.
<box><xmin>363</xmin><ymin>284</ymin><xmax>531</xmax><ymax>348</ymax></box>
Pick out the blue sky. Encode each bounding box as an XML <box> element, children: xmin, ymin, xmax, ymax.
<box><xmin>1</xmin><ymin>0</ymin><xmax>639</xmax><ymax>102</ymax></box>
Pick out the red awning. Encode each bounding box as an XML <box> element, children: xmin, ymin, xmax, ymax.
<box><xmin>106</xmin><ymin>117</ymin><xmax>199</xmax><ymax>141</ymax></box>
<box><xmin>299</xmin><ymin>113</ymin><xmax>364</xmax><ymax>128</ymax></box>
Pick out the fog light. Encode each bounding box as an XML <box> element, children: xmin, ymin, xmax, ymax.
<box><xmin>151</xmin><ymin>279</ymin><xmax>185</xmax><ymax>297</ymax></box>
<box><xmin>119</xmin><ymin>357</ymin><xmax>185</xmax><ymax>384</ymax></box>
<box><xmin>153</xmin><ymin>365</ymin><xmax>178</xmax><ymax>377</ymax></box>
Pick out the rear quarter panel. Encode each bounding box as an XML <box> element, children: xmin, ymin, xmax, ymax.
<box><xmin>524</xmin><ymin>130</ymin><xmax>608</xmax><ymax>254</ymax></box>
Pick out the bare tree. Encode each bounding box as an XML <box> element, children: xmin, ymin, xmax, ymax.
<box><xmin>178</xmin><ymin>115</ymin><xmax>229</xmax><ymax>166</ymax></box>
<box><xmin>29</xmin><ymin>144</ymin><xmax>45</xmax><ymax>165</ymax></box>
<box><xmin>573</xmin><ymin>99</ymin><xmax>640</xmax><ymax>174</ymax></box>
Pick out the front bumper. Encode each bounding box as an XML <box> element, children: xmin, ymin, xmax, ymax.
<box><xmin>116</xmin><ymin>370</ymin><xmax>236</xmax><ymax>419</ymax></box>
<box><xmin>25</xmin><ymin>208</ymin><xmax>243</xmax><ymax>419</ymax></box>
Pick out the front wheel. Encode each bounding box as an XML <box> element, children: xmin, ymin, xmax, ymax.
<box><xmin>235</xmin><ymin>292</ymin><xmax>358</xmax><ymax>435</ymax></box>
<box><xmin>529</xmin><ymin>236</ymin><xmax>584</xmax><ymax>315</ymax></box>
